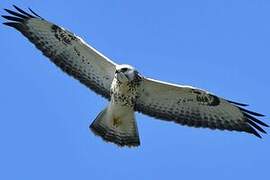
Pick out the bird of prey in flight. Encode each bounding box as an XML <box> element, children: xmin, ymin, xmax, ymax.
<box><xmin>2</xmin><ymin>6</ymin><xmax>268</xmax><ymax>147</ymax></box>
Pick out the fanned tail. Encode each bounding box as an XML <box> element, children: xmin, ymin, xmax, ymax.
<box><xmin>90</xmin><ymin>107</ymin><xmax>140</xmax><ymax>147</ymax></box>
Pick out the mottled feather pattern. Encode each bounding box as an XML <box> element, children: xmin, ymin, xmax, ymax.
<box><xmin>2</xmin><ymin>5</ymin><xmax>116</xmax><ymax>99</ymax></box>
<box><xmin>136</xmin><ymin>78</ymin><xmax>268</xmax><ymax>137</ymax></box>
<box><xmin>110</xmin><ymin>79</ymin><xmax>140</xmax><ymax>107</ymax></box>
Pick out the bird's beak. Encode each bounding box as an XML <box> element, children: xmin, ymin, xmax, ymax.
<box><xmin>116</xmin><ymin>71</ymin><xmax>129</xmax><ymax>82</ymax></box>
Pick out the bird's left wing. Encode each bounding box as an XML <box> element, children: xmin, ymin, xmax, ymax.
<box><xmin>135</xmin><ymin>77</ymin><xmax>268</xmax><ymax>137</ymax></box>
<box><xmin>2</xmin><ymin>6</ymin><xmax>117</xmax><ymax>99</ymax></box>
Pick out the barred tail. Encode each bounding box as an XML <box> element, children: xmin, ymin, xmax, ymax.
<box><xmin>89</xmin><ymin>107</ymin><xmax>140</xmax><ymax>147</ymax></box>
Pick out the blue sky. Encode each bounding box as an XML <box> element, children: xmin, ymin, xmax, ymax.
<box><xmin>1</xmin><ymin>0</ymin><xmax>269</xmax><ymax>179</ymax></box>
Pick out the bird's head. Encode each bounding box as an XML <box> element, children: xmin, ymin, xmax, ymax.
<box><xmin>115</xmin><ymin>64</ymin><xmax>141</xmax><ymax>83</ymax></box>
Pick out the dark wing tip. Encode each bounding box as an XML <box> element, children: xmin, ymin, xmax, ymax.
<box><xmin>2</xmin><ymin>5</ymin><xmax>43</xmax><ymax>23</ymax></box>
<box><xmin>244</xmin><ymin>112</ymin><xmax>269</xmax><ymax>127</ymax></box>
<box><xmin>4</xmin><ymin>8</ymin><xmax>28</xmax><ymax>19</ymax></box>
<box><xmin>229</xmin><ymin>100</ymin><xmax>269</xmax><ymax>137</ymax></box>
<box><xmin>2</xmin><ymin>15</ymin><xmax>24</xmax><ymax>22</ymax></box>
<box><xmin>2</xmin><ymin>5</ymin><xmax>44</xmax><ymax>30</ymax></box>
<box><xmin>246</xmin><ymin>125</ymin><xmax>262</xmax><ymax>138</ymax></box>
<box><xmin>12</xmin><ymin>5</ymin><xmax>35</xmax><ymax>18</ymax></box>
<box><xmin>246</xmin><ymin>119</ymin><xmax>267</xmax><ymax>134</ymax></box>
<box><xmin>227</xmin><ymin>100</ymin><xmax>249</xmax><ymax>107</ymax></box>
<box><xmin>253</xmin><ymin>131</ymin><xmax>262</xmax><ymax>138</ymax></box>
<box><xmin>2</xmin><ymin>22</ymin><xmax>21</xmax><ymax>30</ymax></box>
<box><xmin>238</xmin><ymin>107</ymin><xmax>268</xmax><ymax>138</ymax></box>
<box><xmin>28</xmin><ymin>8</ymin><xmax>43</xmax><ymax>19</ymax></box>
<box><xmin>238</xmin><ymin>107</ymin><xmax>265</xmax><ymax>117</ymax></box>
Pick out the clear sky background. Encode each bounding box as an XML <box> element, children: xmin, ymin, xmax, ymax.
<box><xmin>1</xmin><ymin>0</ymin><xmax>269</xmax><ymax>179</ymax></box>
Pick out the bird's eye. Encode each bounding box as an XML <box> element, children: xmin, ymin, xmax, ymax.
<box><xmin>121</xmin><ymin>68</ymin><xmax>128</xmax><ymax>72</ymax></box>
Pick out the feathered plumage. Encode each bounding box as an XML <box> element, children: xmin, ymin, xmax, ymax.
<box><xmin>2</xmin><ymin>6</ymin><xmax>268</xmax><ymax>147</ymax></box>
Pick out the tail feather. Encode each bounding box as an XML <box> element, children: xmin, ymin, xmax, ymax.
<box><xmin>90</xmin><ymin>108</ymin><xmax>140</xmax><ymax>147</ymax></box>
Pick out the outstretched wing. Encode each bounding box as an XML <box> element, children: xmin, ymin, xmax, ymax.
<box><xmin>135</xmin><ymin>77</ymin><xmax>268</xmax><ymax>137</ymax></box>
<box><xmin>2</xmin><ymin>6</ymin><xmax>117</xmax><ymax>99</ymax></box>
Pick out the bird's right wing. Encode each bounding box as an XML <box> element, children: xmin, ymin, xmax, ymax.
<box><xmin>2</xmin><ymin>6</ymin><xmax>117</xmax><ymax>99</ymax></box>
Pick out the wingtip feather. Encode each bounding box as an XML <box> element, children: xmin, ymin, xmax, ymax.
<box><xmin>12</xmin><ymin>5</ymin><xmax>35</xmax><ymax>18</ymax></box>
<box><xmin>246</xmin><ymin>119</ymin><xmax>266</xmax><ymax>134</ymax></box>
<box><xmin>2</xmin><ymin>15</ymin><xmax>24</xmax><ymax>22</ymax></box>
<box><xmin>249</xmin><ymin>127</ymin><xmax>262</xmax><ymax>138</ymax></box>
<box><xmin>227</xmin><ymin>100</ymin><xmax>249</xmax><ymax>107</ymax></box>
<box><xmin>28</xmin><ymin>7</ymin><xmax>42</xmax><ymax>19</ymax></box>
<box><xmin>244</xmin><ymin>112</ymin><xmax>269</xmax><ymax>127</ymax></box>
<box><xmin>239</xmin><ymin>107</ymin><xmax>265</xmax><ymax>117</ymax></box>
<box><xmin>4</xmin><ymin>8</ymin><xmax>28</xmax><ymax>19</ymax></box>
<box><xmin>2</xmin><ymin>22</ymin><xmax>21</xmax><ymax>30</ymax></box>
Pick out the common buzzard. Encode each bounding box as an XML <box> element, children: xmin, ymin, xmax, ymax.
<box><xmin>2</xmin><ymin>6</ymin><xmax>268</xmax><ymax>147</ymax></box>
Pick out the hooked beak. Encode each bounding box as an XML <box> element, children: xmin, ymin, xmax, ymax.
<box><xmin>116</xmin><ymin>71</ymin><xmax>129</xmax><ymax>82</ymax></box>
